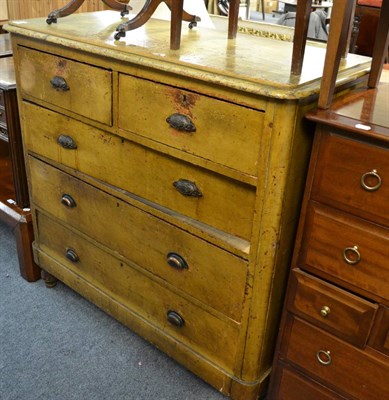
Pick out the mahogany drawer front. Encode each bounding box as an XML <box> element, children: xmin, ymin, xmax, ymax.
<box><xmin>18</xmin><ymin>47</ymin><xmax>112</xmax><ymax>125</ymax></box>
<box><xmin>273</xmin><ymin>364</ymin><xmax>347</xmax><ymax>400</ymax></box>
<box><xmin>118</xmin><ymin>74</ymin><xmax>264</xmax><ymax>176</ymax></box>
<box><xmin>35</xmin><ymin>212</ymin><xmax>240</xmax><ymax>372</ymax></box>
<box><xmin>24</xmin><ymin>103</ymin><xmax>255</xmax><ymax>240</ymax></box>
<box><xmin>29</xmin><ymin>157</ymin><xmax>247</xmax><ymax>322</ymax></box>
<box><xmin>283</xmin><ymin>317</ymin><xmax>389</xmax><ymax>400</ymax></box>
<box><xmin>312</xmin><ymin>133</ymin><xmax>389</xmax><ymax>227</ymax></box>
<box><xmin>300</xmin><ymin>202</ymin><xmax>389</xmax><ymax>301</ymax></box>
<box><xmin>289</xmin><ymin>269</ymin><xmax>377</xmax><ymax>348</ymax></box>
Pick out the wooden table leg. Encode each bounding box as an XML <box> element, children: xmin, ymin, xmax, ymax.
<box><xmin>318</xmin><ymin>0</ymin><xmax>355</xmax><ymax>109</ymax></box>
<box><xmin>368</xmin><ymin>0</ymin><xmax>389</xmax><ymax>88</ymax></box>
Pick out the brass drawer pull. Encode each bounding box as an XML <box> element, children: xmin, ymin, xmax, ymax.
<box><xmin>50</xmin><ymin>76</ymin><xmax>70</xmax><ymax>91</ymax></box>
<box><xmin>61</xmin><ymin>194</ymin><xmax>77</xmax><ymax>208</ymax></box>
<box><xmin>343</xmin><ymin>245</ymin><xmax>361</xmax><ymax>265</ymax></box>
<box><xmin>320</xmin><ymin>306</ymin><xmax>331</xmax><ymax>318</ymax></box>
<box><xmin>167</xmin><ymin>253</ymin><xmax>188</xmax><ymax>270</ymax></box>
<box><xmin>65</xmin><ymin>248</ymin><xmax>79</xmax><ymax>263</ymax></box>
<box><xmin>57</xmin><ymin>134</ymin><xmax>77</xmax><ymax>149</ymax></box>
<box><xmin>360</xmin><ymin>169</ymin><xmax>382</xmax><ymax>191</ymax></box>
<box><xmin>316</xmin><ymin>350</ymin><xmax>332</xmax><ymax>366</ymax></box>
<box><xmin>166</xmin><ymin>113</ymin><xmax>196</xmax><ymax>133</ymax></box>
<box><xmin>167</xmin><ymin>310</ymin><xmax>185</xmax><ymax>327</ymax></box>
<box><xmin>173</xmin><ymin>179</ymin><xmax>202</xmax><ymax>197</ymax></box>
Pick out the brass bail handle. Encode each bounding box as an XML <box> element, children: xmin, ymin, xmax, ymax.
<box><xmin>360</xmin><ymin>169</ymin><xmax>382</xmax><ymax>191</ymax></box>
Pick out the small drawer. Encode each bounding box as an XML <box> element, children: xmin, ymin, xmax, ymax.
<box><xmin>35</xmin><ymin>212</ymin><xmax>240</xmax><ymax>373</ymax></box>
<box><xmin>300</xmin><ymin>202</ymin><xmax>389</xmax><ymax>301</ymax></box>
<box><xmin>289</xmin><ymin>269</ymin><xmax>377</xmax><ymax>347</ymax></box>
<box><xmin>283</xmin><ymin>316</ymin><xmax>389</xmax><ymax>400</ymax></box>
<box><xmin>273</xmin><ymin>364</ymin><xmax>347</xmax><ymax>400</ymax></box>
<box><xmin>18</xmin><ymin>46</ymin><xmax>112</xmax><ymax>125</ymax></box>
<box><xmin>0</xmin><ymin>89</ymin><xmax>5</xmax><ymax>107</ymax></box>
<box><xmin>29</xmin><ymin>157</ymin><xmax>248</xmax><ymax>322</ymax></box>
<box><xmin>312</xmin><ymin>133</ymin><xmax>389</xmax><ymax>227</ymax></box>
<box><xmin>24</xmin><ymin>102</ymin><xmax>256</xmax><ymax>240</ymax></box>
<box><xmin>118</xmin><ymin>74</ymin><xmax>264</xmax><ymax>176</ymax></box>
<box><xmin>0</xmin><ymin>106</ymin><xmax>6</xmax><ymax>127</ymax></box>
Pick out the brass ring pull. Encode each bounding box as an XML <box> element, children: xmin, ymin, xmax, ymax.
<box><xmin>360</xmin><ymin>169</ymin><xmax>382</xmax><ymax>191</ymax></box>
<box><xmin>343</xmin><ymin>245</ymin><xmax>361</xmax><ymax>265</ymax></box>
<box><xmin>316</xmin><ymin>350</ymin><xmax>332</xmax><ymax>366</ymax></box>
<box><xmin>320</xmin><ymin>306</ymin><xmax>331</xmax><ymax>318</ymax></box>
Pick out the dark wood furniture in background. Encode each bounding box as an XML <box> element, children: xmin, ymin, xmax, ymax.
<box><xmin>0</xmin><ymin>35</ymin><xmax>40</xmax><ymax>281</ymax></box>
<box><xmin>267</xmin><ymin>71</ymin><xmax>389</xmax><ymax>398</ymax></box>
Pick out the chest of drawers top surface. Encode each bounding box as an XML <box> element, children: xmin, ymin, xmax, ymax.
<box><xmin>5</xmin><ymin>10</ymin><xmax>370</xmax><ymax>99</ymax></box>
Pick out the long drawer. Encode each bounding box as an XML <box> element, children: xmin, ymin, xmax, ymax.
<box><xmin>289</xmin><ymin>269</ymin><xmax>377</xmax><ymax>348</ymax></box>
<box><xmin>17</xmin><ymin>46</ymin><xmax>112</xmax><ymax>125</ymax></box>
<box><xmin>35</xmin><ymin>211</ymin><xmax>240</xmax><ymax>372</ymax></box>
<box><xmin>282</xmin><ymin>316</ymin><xmax>389</xmax><ymax>400</ymax></box>
<box><xmin>311</xmin><ymin>132</ymin><xmax>389</xmax><ymax>227</ymax></box>
<box><xmin>29</xmin><ymin>157</ymin><xmax>247</xmax><ymax>322</ymax></box>
<box><xmin>23</xmin><ymin>102</ymin><xmax>256</xmax><ymax>240</ymax></box>
<box><xmin>118</xmin><ymin>74</ymin><xmax>264</xmax><ymax>176</ymax></box>
<box><xmin>300</xmin><ymin>202</ymin><xmax>389</xmax><ymax>301</ymax></box>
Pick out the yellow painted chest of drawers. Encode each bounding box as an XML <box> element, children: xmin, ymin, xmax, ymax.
<box><xmin>6</xmin><ymin>11</ymin><xmax>370</xmax><ymax>399</ymax></box>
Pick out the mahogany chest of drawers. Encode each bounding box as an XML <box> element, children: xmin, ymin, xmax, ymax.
<box><xmin>268</xmin><ymin>77</ymin><xmax>389</xmax><ymax>398</ymax></box>
<box><xmin>6</xmin><ymin>11</ymin><xmax>370</xmax><ymax>399</ymax></box>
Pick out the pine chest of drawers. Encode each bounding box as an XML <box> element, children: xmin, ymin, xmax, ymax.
<box><xmin>268</xmin><ymin>77</ymin><xmax>389</xmax><ymax>398</ymax></box>
<box><xmin>6</xmin><ymin>11</ymin><xmax>370</xmax><ymax>399</ymax></box>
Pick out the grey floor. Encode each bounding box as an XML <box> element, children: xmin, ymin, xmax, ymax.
<box><xmin>0</xmin><ymin>220</ymin><xmax>227</xmax><ymax>400</ymax></box>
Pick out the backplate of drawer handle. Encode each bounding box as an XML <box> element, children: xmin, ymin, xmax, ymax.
<box><xmin>167</xmin><ymin>253</ymin><xmax>188</xmax><ymax>270</ymax></box>
<box><xmin>173</xmin><ymin>179</ymin><xmax>202</xmax><ymax>197</ymax></box>
<box><xmin>61</xmin><ymin>194</ymin><xmax>77</xmax><ymax>208</ymax></box>
<box><xmin>57</xmin><ymin>134</ymin><xmax>77</xmax><ymax>149</ymax></box>
<box><xmin>360</xmin><ymin>169</ymin><xmax>382</xmax><ymax>192</ymax></box>
<box><xmin>343</xmin><ymin>245</ymin><xmax>361</xmax><ymax>265</ymax></box>
<box><xmin>50</xmin><ymin>76</ymin><xmax>70</xmax><ymax>92</ymax></box>
<box><xmin>167</xmin><ymin>310</ymin><xmax>185</xmax><ymax>327</ymax></box>
<box><xmin>166</xmin><ymin>113</ymin><xmax>196</xmax><ymax>133</ymax></box>
<box><xmin>65</xmin><ymin>248</ymin><xmax>79</xmax><ymax>263</ymax></box>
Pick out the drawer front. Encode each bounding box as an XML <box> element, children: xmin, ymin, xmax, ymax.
<box><xmin>18</xmin><ymin>47</ymin><xmax>112</xmax><ymax>125</ymax></box>
<box><xmin>312</xmin><ymin>133</ymin><xmax>389</xmax><ymax>226</ymax></box>
<box><xmin>35</xmin><ymin>212</ymin><xmax>240</xmax><ymax>372</ymax></box>
<box><xmin>118</xmin><ymin>74</ymin><xmax>264</xmax><ymax>176</ymax></box>
<box><xmin>283</xmin><ymin>317</ymin><xmax>389</xmax><ymax>400</ymax></box>
<box><xmin>29</xmin><ymin>157</ymin><xmax>247</xmax><ymax>321</ymax></box>
<box><xmin>300</xmin><ymin>203</ymin><xmax>389</xmax><ymax>301</ymax></box>
<box><xmin>289</xmin><ymin>269</ymin><xmax>377</xmax><ymax>347</ymax></box>
<box><xmin>23</xmin><ymin>103</ymin><xmax>255</xmax><ymax>240</ymax></box>
<box><xmin>274</xmin><ymin>365</ymin><xmax>347</xmax><ymax>400</ymax></box>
